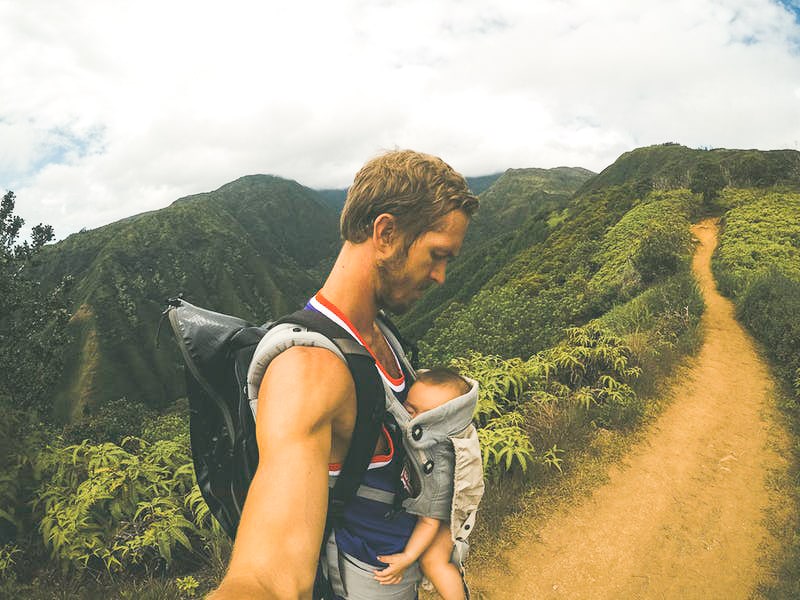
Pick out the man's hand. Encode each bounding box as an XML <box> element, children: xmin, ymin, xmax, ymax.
<box><xmin>374</xmin><ymin>552</ymin><xmax>414</xmax><ymax>585</ymax></box>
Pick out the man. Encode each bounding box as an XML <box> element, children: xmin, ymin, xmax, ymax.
<box><xmin>209</xmin><ymin>150</ymin><xmax>478</xmax><ymax>599</ymax></box>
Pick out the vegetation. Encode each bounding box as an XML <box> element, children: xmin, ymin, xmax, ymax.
<box><xmin>33</xmin><ymin>176</ymin><xmax>341</xmax><ymax>420</ymax></box>
<box><xmin>399</xmin><ymin>166</ymin><xmax>594</xmax><ymax>340</ymax></box>
<box><xmin>454</xmin><ymin>323</ymin><xmax>644</xmax><ymax>479</ymax></box>
<box><xmin>0</xmin><ymin>191</ymin><xmax>71</xmax><ymax>415</ymax></box>
<box><xmin>35</xmin><ymin>437</ymin><xmax>221</xmax><ymax>575</ymax></box>
<box><xmin>418</xmin><ymin>188</ymin><xmax>697</xmax><ymax>365</ymax></box>
<box><xmin>579</xmin><ymin>143</ymin><xmax>800</xmax><ymax>196</ymax></box>
<box><xmin>4</xmin><ymin>145</ymin><xmax>800</xmax><ymax>596</ymax></box>
<box><xmin>712</xmin><ymin>190</ymin><xmax>800</xmax><ymax>394</ymax></box>
<box><xmin>709</xmin><ymin>189</ymin><xmax>800</xmax><ymax>598</ymax></box>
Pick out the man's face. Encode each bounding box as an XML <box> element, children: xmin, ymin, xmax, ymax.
<box><xmin>376</xmin><ymin>209</ymin><xmax>470</xmax><ymax>315</ymax></box>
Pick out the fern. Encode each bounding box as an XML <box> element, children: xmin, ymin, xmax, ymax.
<box><xmin>32</xmin><ymin>436</ymin><xmax>215</xmax><ymax>575</ymax></box>
<box><xmin>450</xmin><ymin>351</ymin><xmax>534</xmax><ymax>424</ymax></box>
<box><xmin>477</xmin><ymin>412</ymin><xmax>535</xmax><ymax>475</ymax></box>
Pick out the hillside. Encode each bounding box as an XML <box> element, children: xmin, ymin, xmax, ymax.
<box><xmin>578</xmin><ymin>143</ymin><xmax>800</xmax><ymax>195</ymax></box>
<box><xmin>37</xmin><ymin>167</ymin><xmax>580</xmax><ymax>421</ymax></box>
<box><xmin>7</xmin><ymin>144</ymin><xmax>800</xmax><ymax>597</ymax></box>
<box><xmin>417</xmin><ymin>144</ymin><xmax>800</xmax><ymax>365</ymax></box>
<box><xmin>37</xmin><ymin>175</ymin><xmax>341</xmax><ymax>421</ymax></box>
<box><xmin>33</xmin><ymin>144</ymin><xmax>800</xmax><ymax>423</ymax></box>
<box><xmin>398</xmin><ymin>166</ymin><xmax>594</xmax><ymax>340</ymax></box>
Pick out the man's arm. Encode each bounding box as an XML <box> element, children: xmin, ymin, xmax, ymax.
<box><xmin>208</xmin><ymin>346</ymin><xmax>354</xmax><ymax>599</ymax></box>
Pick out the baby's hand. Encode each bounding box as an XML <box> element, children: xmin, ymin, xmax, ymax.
<box><xmin>373</xmin><ymin>553</ymin><xmax>412</xmax><ymax>585</ymax></box>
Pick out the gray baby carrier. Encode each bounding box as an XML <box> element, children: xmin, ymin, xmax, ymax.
<box><xmin>385</xmin><ymin>375</ymin><xmax>485</xmax><ymax>571</ymax></box>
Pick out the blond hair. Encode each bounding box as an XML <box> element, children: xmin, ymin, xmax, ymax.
<box><xmin>340</xmin><ymin>150</ymin><xmax>478</xmax><ymax>249</ymax></box>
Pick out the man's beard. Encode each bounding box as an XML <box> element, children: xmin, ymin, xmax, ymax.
<box><xmin>375</xmin><ymin>250</ymin><xmax>422</xmax><ymax>315</ymax></box>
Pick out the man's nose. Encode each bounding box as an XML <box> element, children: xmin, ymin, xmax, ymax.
<box><xmin>430</xmin><ymin>262</ymin><xmax>446</xmax><ymax>285</ymax></box>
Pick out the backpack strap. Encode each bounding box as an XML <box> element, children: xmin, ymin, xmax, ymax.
<box><xmin>264</xmin><ymin>309</ymin><xmax>388</xmax><ymax>524</ymax></box>
<box><xmin>249</xmin><ymin>309</ymin><xmax>389</xmax><ymax>600</ymax></box>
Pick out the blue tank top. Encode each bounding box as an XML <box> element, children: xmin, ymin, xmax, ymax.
<box><xmin>305</xmin><ymin>293</ymin><xmax>417</xmax><ymax>566</ymax></box>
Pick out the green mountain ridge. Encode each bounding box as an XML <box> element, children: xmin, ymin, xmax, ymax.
<box><xmin>38</xmin><ymin>175</ymin><xmax>341</xmax><ymax>421</ymax></box>
<box><xmin>412</xmin><ymin>144</ymin><xmax>800</xmax><ymax>364</ymax></box>
<box><xmin>36</xmin><ymin>145</ymin><xmax>800</xmax><ymax>423</ymax></box>
<box><xmin>579</xmin><ymin>143</ymin><xmax>800</xmax><ymax>195</ymax></box>
<box><xmin>398</xmin><ymin>166</ymin><xmax>595</xmax><ymax>340</ymax></box>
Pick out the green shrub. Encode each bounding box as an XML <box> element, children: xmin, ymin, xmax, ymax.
<box><xmin>713</xmin><ymin>192</ymin><xmax>800</xmax><ymax>298</ymax></box>
<box><xmin>449</xmin><ymin>352</ymin><xmax>530</xmax><ymax>425</ymax></box>
<box><xmin>175</xmin><ymin>575</ymin><xmax>200</xmax><ymax>597</ymax></box>
<box><xmin>62</xmin><ymin>397</ymin><xmax>156</xmax><ymax>445</ymax></box>
<box><xmin>0</xmin><ymin>404</ymin><xmax>55</xmax><ymax>546</ymax></box>
<box><xmin>33</xmin><ymin>437</ymin><xmax>220</xmax><ymax>576</ymax></box>
<box><xmin>737</xmin><ymin>270</ymin><xmax>800</xmax><ymax>393</ymax></box>
<box><xmin>142</xmin><ymin>413</ymin><xmax>190</xmax><ymax>446</ymax></box>
<box><xmin>589</xmin><ymin>191</ymin><xmax>693</xmax><ymax>292</ymax></box>
<box><xmin>477</xmin><ymin>412</ymin><xmax>536</xmax><ymax>477</ymax></box>
<box><xmin>453</xmin><ymin>324</ymin><xmax>641</xmax><ymax>479</ymax></box>
<box><xmin>632</xmin><ymin>223</ymin><xmax>692</xmax><ymax>284</ymax></box>
<box><xmin>713</xmin><ymin>192</ymin><xmax>800</xmax><ymax>398</ymax></box>
<box><xmin>0</xmin><ymin>543</ymin><xmax>20</xmax><ymax>580</ymax></box>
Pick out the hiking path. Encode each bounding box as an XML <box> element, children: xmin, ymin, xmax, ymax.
<box><xmin>469</xmin><ymin>218</ymin><xmax>792</xmax><ymax>599</ymax></box>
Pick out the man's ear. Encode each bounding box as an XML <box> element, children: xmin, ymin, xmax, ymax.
<box><xmin>372</xmin><ymin>213</ymin><xmax>398</xmax><ymax>251</ymax></box>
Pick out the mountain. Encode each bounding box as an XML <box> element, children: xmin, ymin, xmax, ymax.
<box><xmin>578</xmin><ymin>143</ymin><xmax>800</xmax><ymax>195</ymax></box>
<box><xmin>467</xmin><ymin>167</ymin><xmax>595</xmax><ymax>241</ymax></box>
<box><xmin>38</xmin><ymin>144</ymin><xmax>800</xmax><ymax>422</ymax></box>
<box><xmin>37</xmin><ymin>175</ymin><xmax>341</xmax><ymax>421</ymax></box>
<box><xmin>315</xmin><ymin>189</ymin><xmax>348</xmax><ymax>213</ymax></box>
<box><xmin>415</xmin><ymin>144</ymin><xmax>800</xmax><ymax>365</ymax></box>
<box><xmin>397</xmin><ymin>166</ymin><xmax>595</xmax><ymax>340</ymax></box>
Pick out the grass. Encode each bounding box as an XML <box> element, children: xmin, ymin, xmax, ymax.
<box><xmin>756</xmin><ymin>384</ymin><xmax>800</xmax><ymax>599</ymax></box>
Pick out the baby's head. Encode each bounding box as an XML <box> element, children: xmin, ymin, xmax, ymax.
<box><xmin>404</xmin><ymin>368</ymin><xmax>471</xmax><ymax>418</ymax></box>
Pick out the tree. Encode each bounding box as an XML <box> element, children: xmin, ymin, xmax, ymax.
<box><xmin>632</xmin><ymin>223</ymin><xmax>690</xmax><ymax>284</ymax></box>
<box><xmin>689</xmin><ymin>161</ymin><xmax>726</xmax><ymax>206</ymax></box>
<box><xmin>0</xmin><ymin>191</ymin><xmax>71</xmax><ymax>415</ymax></box>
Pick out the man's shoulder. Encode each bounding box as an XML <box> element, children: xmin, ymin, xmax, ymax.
<box><xmin>261</xmin><ymin>345</ymin><xmax>354</xmax><ymax>412</ymax></box>
<box><xmin>267</xmin><ymin>344</ymin><xmax>350</xmax><ymax>379</ymax></box>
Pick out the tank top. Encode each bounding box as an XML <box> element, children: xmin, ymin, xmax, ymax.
<box><xmin>305</xmin><ymin>292</ymin><xmax>417</xmax><ymax>566</ymax></box>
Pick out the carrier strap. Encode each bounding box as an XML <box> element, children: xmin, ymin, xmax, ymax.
<box><xmin>327</xmin><ymin>477</ymin><xmax>397</xmax><ymax>505</ymax></box>
<box><xmin>270</xmin><ymin>309</ymin><xmax>388</xmax><ymax>599</ymax></box>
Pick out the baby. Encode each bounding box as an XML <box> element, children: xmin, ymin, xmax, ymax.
<box><xmin>373</xmin><ymin>368</ymin><xmax>477</xmax><ymax>600</ymax></box>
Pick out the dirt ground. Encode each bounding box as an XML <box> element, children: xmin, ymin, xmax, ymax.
<box><xmin>468</xmin><ymin>218</ymin><xmax>792</xmax><ymax>599</ymax></box>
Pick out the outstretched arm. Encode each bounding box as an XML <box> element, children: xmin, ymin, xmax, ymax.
<box><xmin>373</xmin><ymin>516</ymin><xmax>440</xmax><ymax>585</ymax></box>
<box><xmin>209</xmin><ymin>346</ymin><xmax>354</xmax><ymax>599</ymax></box>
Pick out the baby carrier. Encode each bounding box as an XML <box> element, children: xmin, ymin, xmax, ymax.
<box><xmin>385</xmin><ymin>375</ymin><xmax>484</xmax><ymax>572</ymax></box>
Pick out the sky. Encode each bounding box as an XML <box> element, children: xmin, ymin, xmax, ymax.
<box><xmin>2</xmin><ymin>0</ymin><xmax>800</xmax><ymax>240</ymax></box>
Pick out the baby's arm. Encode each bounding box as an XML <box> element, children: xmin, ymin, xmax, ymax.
<box><xmin>373</xmin><ymin>516</ymin><xmax>440</xmax><ymax>585</ymax></box>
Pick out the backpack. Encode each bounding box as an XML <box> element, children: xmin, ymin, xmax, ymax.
<box><xmin>161</xmin><ymin>296</ymin><xmax>419</xmax><ymax>541</ymax></box>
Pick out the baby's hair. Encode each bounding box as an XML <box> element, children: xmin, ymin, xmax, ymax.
<box><xmin>415</xmin><ymin>367</ymin><xmax>471</xmax><ymax>396</ymax></box>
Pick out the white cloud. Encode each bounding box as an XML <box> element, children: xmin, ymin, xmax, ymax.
<box><xmin>1</xmin><ymin>0</ymin><xmax>799</xmax><ymax>238</ymax></box>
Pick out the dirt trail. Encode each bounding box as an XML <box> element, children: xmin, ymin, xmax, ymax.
<box><xmin>471</xmin><ymin>218</ymin><xmax>791</xmax><ymax>599</ymax></box>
